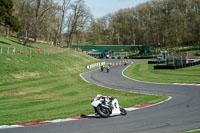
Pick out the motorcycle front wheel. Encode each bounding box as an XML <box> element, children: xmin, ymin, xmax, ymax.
<box><xmin>96</xmin><ymin>105</ymin><xmax>111</xmax><ymax>118</ymax></box>
<box><xmin>120</xmin><ymin>107</ymin><xmax>127</xmax><ymax>115</ymax></box>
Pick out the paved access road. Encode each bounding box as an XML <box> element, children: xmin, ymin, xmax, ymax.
<box><xmin>1</xmin><ymin>61</ymin><xmax>200</xmax><ymax>133</ymax></box>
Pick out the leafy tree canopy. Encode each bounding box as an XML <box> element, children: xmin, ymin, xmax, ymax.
<box><xmin>0</xmin><ymin>0</ymin><xmax>20</xmax><ymax>32</ymax></box>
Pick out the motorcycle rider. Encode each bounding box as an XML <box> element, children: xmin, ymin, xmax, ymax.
<box><xmin>100</xmin><ymin>65</ymin><xmax>104</xmax><ymax>72</ymax></box>
<box><xmin>93</xmin><ymin>94</ymin><xmax>113</xmax><ymax>117</ymax></box>
<box><xmin>91</xmin><ymin>94</ymin><xmax>127</xmax><ymax>118</ymax></box>
<box><xmin>106</xmin><ymin>65</ymin><xmax>110</xmax><ymax>73</ymax></box>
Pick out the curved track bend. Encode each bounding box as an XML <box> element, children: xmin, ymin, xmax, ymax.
<box><xmin>1</xmin><ymin>61</ymin><xmax>200</xmax><ymax>133</ymax></box>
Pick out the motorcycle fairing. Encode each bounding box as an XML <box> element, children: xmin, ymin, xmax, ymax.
<box><xmin>110</xmin><ymin>99</ymin><xmax>121</xmax><ymax>116</ymax></box>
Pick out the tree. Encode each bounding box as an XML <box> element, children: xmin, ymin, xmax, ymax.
<box><xmin>66</xmin><ymin>0</ymin><xmax>92</xmax><ymax>47</ymax></box>
<box><xmin>33</xmin><ymin>0</ymin><xmax>56</xmax><ymax>42</ymax></box>
<box><xmin>86</xmin><ymin>0</ymin><xmax>200</xmax><ymax>48</ymax></box>
<box><xmin>13</xmin><ymin>0</ymin><xmax>60</xmax><ymax>45</ymax></box>
<box><xmin>0</xmin><ymin>0</ymin><xmax>20</xmax><ymax>33</ymax></box>
<box><xmin>57</xmin><ymin>0</ymin><xmax>71</xmax><ymax>45</ymax></box>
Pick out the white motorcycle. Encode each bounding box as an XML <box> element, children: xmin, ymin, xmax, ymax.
<box><xmin>91</xmin><ymin>94</ymin><xmax>127</xmax><ymax>118</ymax></box>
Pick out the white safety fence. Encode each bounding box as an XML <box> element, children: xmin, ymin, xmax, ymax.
<box><xmin>86</xmin><ymin>61</ymin><xmax>105</xmax><ymax>69</ymax></box>
<box><xmin>86</xmin><ymin>60</ymin><xmax>132</xmax><ymax>69</ymax></box>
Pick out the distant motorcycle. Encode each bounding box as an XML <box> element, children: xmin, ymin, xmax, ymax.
<box><xmin>91</xmin><ymin>94</ymin><xmax>127</xmax><ymax>118</ymax></box>
<box><xmin>100</xmin><ymin>65</ymin><xmax>104</xmax><ymax>72</ymax></box>
<box><xmin>106</xmin><ymin>66</ymin><xmax>110</xmax><ymax>73</ymax></box>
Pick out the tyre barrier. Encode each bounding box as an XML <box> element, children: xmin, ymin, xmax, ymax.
<box><xmin>154</xmin><ymin>61</ymin><xmax>200</xmax><ymax>70</ymax></box>
<box><xmin>111</xmin><ymin>57</ymin><xmax>128</xmax><ymax>59</ymax></box>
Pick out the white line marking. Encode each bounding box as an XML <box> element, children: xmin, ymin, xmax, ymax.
<box><xmin>173</xmin><ymin>83</ymin><xmax>200</xmax><ymax>86</ymax></box>
<box><xmin>0</xmin><ymin>125</ymin><xmax>23</xmax><ymax>129</ymax></box>
<box><xmin>80</xmin><ymin>73</ymin><xmax>90</xmax><ymax>83</ymax></box>
<box><xmin>45</xmin><ymin>119</ymin><xmax>78</xmax><ymax>123</ymax></box>
<box><xmin>145</xmin><ymin>96</ymin><xmax>172</xmax><ymax>108</ymax></box>
<box><xmin>125</xmin><ymin>108</ymin><xmax>139</xmax><ymax>111</ymax></box>
<box><xmin>186</xmin><ymin>129</ymin><xmax>200</xmax><ymax>132</ymax></box>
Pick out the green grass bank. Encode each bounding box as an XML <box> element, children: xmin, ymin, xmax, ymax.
<box><xmin>124</xmin><ymin>60</ymin><xmax>200</xmax><ymax>84</ymax></box>
<box><xmin>0</xmin><ymin>36</ymin><xmax>167</xmax><ymax>125</ymax></box>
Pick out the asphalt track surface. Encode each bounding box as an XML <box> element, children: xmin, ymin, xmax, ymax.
<box><xmin>1</xmin><ymin>60</ymin><xmax>200</xmax><ymax>133</ymax></box>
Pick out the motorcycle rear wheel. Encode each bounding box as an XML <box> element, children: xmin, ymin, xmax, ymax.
<box><xmin>96</xmin><ymin>105</ymin><xmax>111</xmax><ymax>118</ymax></box>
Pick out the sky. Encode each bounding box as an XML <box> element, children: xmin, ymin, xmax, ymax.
<box><xmin>84</xmin><ymin>0</ymin><xmax>150</xmax><ymax>18</ymax></box>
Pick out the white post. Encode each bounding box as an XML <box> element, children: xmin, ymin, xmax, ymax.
<box><xmin>181</xmin><ymin>56</ymin><xmax>183</xmax><ymax>66</ymax></box>
<box><xmin>30</xmin><ymin>49</ymin><xmax>31</xmax><ymax>58</ymax></box>
<box><xmin>12</xmin><ymin>47</ymin><xmax>16</xmax><ymax>55</ymax></box>
<box><xmin>7</xmin><ymin>47</ymin><xmax>10</xmax><ymax>54</ymax></box>
<box><xmin>21</xmin><ymin>46</ymin><xmax>23</xmax><ymax>54</ymax></box>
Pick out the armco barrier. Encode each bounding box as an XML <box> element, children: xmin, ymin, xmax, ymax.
<box><xmin>86</xmin><ymin>61</ymin><xmax>105</xmax><ymax>69</ymax></box>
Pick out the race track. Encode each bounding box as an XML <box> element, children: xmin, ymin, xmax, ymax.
<box><xmin>1</xmin><ymin>60</ymin><xmax>200</xmax><ymax>133</ymax></box>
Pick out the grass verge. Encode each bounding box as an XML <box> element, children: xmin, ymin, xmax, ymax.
<box><xmin>124</xmin><ymin>60</ymin><xmax>200</xmax><ymax>84</ymax></box>
<box><xmin>0</xmin><ymin>36</ymin><xmax>167</xmax><ymax>125</ymax></box>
